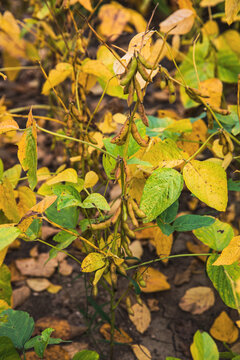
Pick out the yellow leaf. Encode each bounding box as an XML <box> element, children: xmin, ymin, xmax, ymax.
<box><xmin>131</xmin><ymin>344</ymin><xmax>152</xmax><ymax>360</ymax></box>
<box><xmin>200</xmin><ymin>0</ymin><xmax>224</xmax><ymax>6</ymax></box>
<box><xmin>100</xmin><ymin>323</ymin><xmax>133</xmax><ymax>343</ymax></box>
<box><xmin>47</xmin><ymin>283</ymin><xmax>62</xmax><ymax>294</ymax></box>
<box><xmin>30</xmin><ymin>195</ymin><xmax>57</xmax><ymax>213</ymax></box>
<box><xmin>183</xmin><ymin>160</ymin><xmax>228</xmax><ymax>211</ymax></box>
<box><xmin>138</xmin><ymin>266</ymin><xmax>170</xmax><ymax>293</ymax></box>
<box><xmin>202</xmin><ymin>20</ymin><xmax>219</xmax><ymax>37</ymax></box>
<box><xmin>225</xmin><ymin>0</ymin><xmax>240</xmax><ymax>25</ymax></box>
<box><xmin>214</xmin><ymin>30</ymin><xmax>240</xmax><ymax>58</ymax></box>
<box><xmin>199</xmin><ymin>78</ymin><xmax>223</xmax><ymax>108</ymax></box>
<box><xmin>84</xmin><ymin>171</ymin><xmax>99</xmax><ymax>188</ymax></box>
<box><xmin>113</xmin><ymin>113</ymin><xmax>127</xmax><ymax>124</ymax></box>
<box><xmin>70</xmin><ymin>0</ymin><xmax>92</xmax><ymax>11</ymax></box>
<box><xmin>42</xmin><ymin>63</ymin><xmax>73</xmax><ymax>95</ymax></box>
<box><xmin>98</xmin><ymin>3</ymin><xmax>130</xmax><ymax>41</ymax></box>
<box><xmin>210</xmin><ymin>311</ymin><xmax>239</xmax><ymax>343</ymax></box>
<box><xmin>17</xmin><ymin>186</ymin><xmax>36</xmax><ymax>217</ymax></box>
<box><xmin>213</xmin><ymin>236</ymin><xmax>240</xmax><ymax>266</ymax></box>
<box><xmin>178</xmin><ymin>0</ymin><xmax>196</xmax><ymax>12</ymax></box>
<box><xmin>177</xmin><ymin>119</ymin><xmax>208</xmax><ymax>156</ymax></box>
<box><xmin>127</xmin><ymin>9</ymin><xmax>147</xmax><ymax>33</ymax></box>
<box><xmin>151</xmin><ymin>228</ymin><xmax>173</xmax><ymax>263</ymax></box>
<box><xmin>37</xmin><ymin>167</ymin><xmax>51</xmax><ymax>181</ymax></box>
<box><xmin>2</xmin><ymin>51</ymin><xmax>20</xmax><ymax>81</ymax></box>
<box><xmin>128</xmin><ymin>170</ymin><xmax>146</xmax><ymax>203</ymax></box>
<box><xmin>129</xmin><ymin>303</ymin><xmax>151</xmax><ymax>334</ymax></box>
<box><xmin>99</xmin><ymin>111</ymin><xmax>116</xmax><ymax>134</ymax></box>
<box><xmin>18</xmin><ymin>216</ymin><xmax>37</xmax><ymax>233</ymax></box>
<box><xmin>0</xmin><ymin>178</ymin><xmax>20</xmax><ymax>222</ymax></box>
<box><xmin>46</xmin><ymin>168</ymin><xmax>78</xmax><ymax>185</ymax></box>
<box><xmin>128</xmin><ymin>30</ymin><xmax>154</xmax><ymax>55</ymax></box>
<box><xmin>0</xmin><ymin>116</ymin><xmax>19</xmax><ymax>134</ymax></box>
<box><xmin>0</xmin><ymin>299</ymin><xmax>10</xmax><ymax>313</ymax></box>
<box><xmin>179</xmin><ymin>286</ymin><xmax>215</xmax><ymax>314</ymax></box>
<box><xmin>211</xmin><ymin>139</ymin><xmax>225</xmax><ymax>159</ymax></box>
<box><xmin>159</xmin><ymin>9</ymin><xmax>195</xmax><ymax>35</ymax></box>
<box><xmin>81</xmin><ymin>253</ymin><xmax>106</xmax><ymax>272</ymax></box>
<box><xmin>0</xmin><ymin>247</ymin><xmax>8</xmax><ymax>267</ymax></box>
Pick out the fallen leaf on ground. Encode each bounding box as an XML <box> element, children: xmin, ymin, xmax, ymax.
<box><xmin>179</xmin><ymin>286</ymin><xmax>215</xmax><ymax>314</ymax></box>
<box><xmin>147</xmin><ymin>299</ymin><xmax>160</xmax><ymax>312</ymax></box>
<box><xmin>131</xmin><ymin>344</ymin><xmax>152</xmax><ymax>360</ymax></box>
<box><xmin>29</xmin><ymin>245</ymin><xmax>39</xmax><ymax>258</ymax></box>
<box><xmin>35</xmin><ymin>317</ymin><xmax>87</xmax><ymax>340</ymax></box>
<box><xmin>9</xmin><ymin>261</ymin><xmax>26</xmax><ymax>282</ymax></box>
<box><xmin>15</xmin><ymin>253</ymin><xmax>58</xmax><ymax>277</ymax></box>
<box><xmin>100</xmin><ymin>323</ymin><xmax>133</xmax><ymax>343</ymax></box>
<box><xmin>174</xmin><ymin>260</ymin><xmax>198</xmax><ymax>286</ymax></box>
<box><xmin>63</xmin><ymin>342</ymin><xmax>88</xmax><ymax>358</ymax></box>
<box><xmin>129</xmin><ymin>303</ymin><xmax>151</xmax><ymax>334</ymax></box>
<box><xmin>26</xmin><ymin>278</ymin><xmax>51</xmax><ymax>292</ymax></box>
<box><xmin>138</xmin><ymin>266</ymin><xmax>170</xmax><ymax>293</ymax></box>
<box><xmin>59</xmin><ymin>259</ymin><xmax>73</xmax><ymax>276</ymax></box>
<box><xmin>23</xmin><ymin>345</ymin><xmax>70</xmax><ymax>360</ymax></box>
<box><xmin>47</xmin><ymin>283</ymin><xmax>62</xmax><ymax>294</ymax></box>
<box><xmin>210</xmin><ymin>311</ymin><xmax>239</xmax><ymax>343</ymax></box>
<box><xmin>128</xmin><ymin>240</ymin><xmax>143</xmax><ymax>264</ymax></box>
<box><xmin>186</xmin><ymin>241</ymin><xmax>209</xmax><ymax>262</ymax></box>
<box><xmin>12</xmin><ymin>286</ymin><xmax>31</xmax><ymax>308</ymax></box>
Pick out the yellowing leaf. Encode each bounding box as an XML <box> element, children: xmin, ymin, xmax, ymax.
<box><xmin>159</xmin><ymin>9</ymin><xmax>195</xmax><ymax>35</ymax></box>
<box><xmin>0</xmin><ymin>299</ymin><xmax>10</xmax><ymax>313</ymax></box>
<box><xmin>210</xmin><ymin>311</ymin><xmax>239</xmax><ymax>343</ymax></box>
<box><xmin>165</xmin><ymin>118</ymin><xmax>192</xmax><ymax>133</ymax></box>
<box><xmin>0</xmin><ymin>247</ymin><xmax>9</xmax><ymax>268</ymax></box>
<box><xmin>202</xmin><ymin>20</ymin><xmax>219</xmax><ymax>37</ymax></box>
<box><xmin>177</xmin><ymin>119</ymin><xmax>208</xmax><ymax>157</ymax></box>
<box><xmin>225</xmin><ymin>0</ymin><xmax>240</xmax><ymax>24</ymax></box>
<box><xmin>183</xmin><ymin>160</ymin><xmax>228</xmax><ymax>211</ymax></box>
<box><xmin>100</xmin><ymin>323</ymin><xmax>133</xmax><ymax>343</ymax></box>
<box><xmin>129</xmin><ymin>303</ymin><xmax>151</xmax><ymax>334</ymax></box>
<box><xmin>127</xmin><ymin>9</ymin><xmax>147</xmax><ymax>33</ymax></box>
<box><xmin>70</xmin><ymin>0</ymin><xmax>92</xmax><ymax>11</ymax></box>
<box><xmin>30</xmin><ymin>195</ymin><xmax>57</xmax><ymax>213</ymax></box>
<box><xmin>84</xmin><ymin>171</ymin><xmax>99</xmax><ymax>188</ymax></box>
<box><xmin>131</xmin><ymin>344</ymin><xmax>152</xmax><ymax>360</ymax></box>
<box><xmin>17</xmin><ymin>186</ymin><xmax>36</xmax><ymax>217</ymax></box>
<box><xmin>17</xmin><ymin>109</ymin><xmax>37</xmax><ymax>190</ymax></box>
<box><xmin>42</xmin><ymin>63</ymin><xmax>73</xmax><ymax>95</ymax></box>
<box><xmin>0</xmin><ymin>116</ymin><xmax>19</xmax><ymax>134</ymax></box>
<box><xmin>81</xmin><ymin>253</ymin><xmax>106</xmax><ymax>272</ymax></box>
<box><xmin>98</xmin><ymin>3</ymin><xmax>130</xmax><ymax>41</ymax></box>
<box><xmin>199</xmin><ymin>78</ymin><xmax>223</xmax><ymax>107</ymax></box>
<box><xmin>2</xmin><ymin>51</ymin><xmax>20</xmax><ymax>81</ymax></box>
<box><xmin>37</xmin><ymin>167</ymin><xmax>51</xmax><ymax>181</ymax></box>
<box><xmin>0</xmin><ymin>178</ymin><xmax>20</xmax><ymax>222</ymax></box>
<box><xmin>214</xmin><ymin>30</ymin><xmax>240</xmax><ymax>58</ymax></box>
<box><xmin>213</xmin><ymin>236</ymin><xmax>240</xmax><ymax>266</ymax></box>
<box><xmin>179</xmin><ymin>287</ymin><xmax>215</xmax><ymax>314</ymax></box>
<box><xmin>178</xmin><ymin>0</ymin><xmax>196</xmax><ymax>12</ymax></box>
<box><xmin>138</xmin><ymin>266</ymin><xmax>170</xmax><ymax>293</ymax></box>
<box><xmin>46</xmin><ymin>168</ymin><xmax>78</xmax><ymax>185</ymax></box>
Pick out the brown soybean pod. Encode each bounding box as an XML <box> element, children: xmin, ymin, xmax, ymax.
<box><xmin>111</xmin><ymin>206</ymin><xmax>121</xmax><ymax>225</ymax></box>
<box><xmin>87</xmin><ymin>133</ymin><xmax>98</xmax><ymax>145</ymax></box>
<box><xmin>211</xmin><ymin>106</ymin><xmax>230</xmax><ymax>115</ymax></box>
<box><xmin>130</xmin><ymin>198</ymin><xmax>146</xmax><ymax>219</ymax></box>
<box><xmin>131</xmin><ymin>120</ymin><xmax>149</xmax><ymax>147</ymax></box>
<box><xmin>127</xmin><ymin>198</ymin><xmax>139</xmax><ymax>227</ymax></box>
<box><xmin>134</xmin><ymin>77</ymin><xmax>143</xmax><ymax>103</ymax></box>
<box><xmin>206</xmin><ymin>110</ymin><xmax>214</xmax><ymax>129</ymax></box>
<box><xmin>123</xmin><ymin>158</ymin><xmax>130</xmax><ymax>182</ymax></box>
<box><xmin>110</xmin><ymin>263</ymin><xmax>117</xmax><ymax>288</ymax></box>
<box><xmin>122</xmin><ymin>237</ymin><xmax>133</xmax><ymax>256</ymax></box>
<box><xmin>91</xmin><ymin>218</ymin><xmax>112</xmax><ymax>230</ymax></box>
<box><xmin>111</xmin><ymin>118</ymin><xmax>130</xmax><ymax>145</ymax></box>
<box><xmin>123</xmin><ymin>222</ymin><xmax>136</xmax><ymax>239</ymax></box>
<box><xmin>127</xmin><ymin>80</ymin><xmax>134</xmax><ymax>107</ymax></box>
<box><xmin>137</xmin><ymin>102</ymin><xmax>149</xmax><ymax>127</ymax></box>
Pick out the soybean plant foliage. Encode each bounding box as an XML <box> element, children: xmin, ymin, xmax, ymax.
<box><xmin>0</xmin><ymin>0</ymin><xmax>240</xmax><ymax>359</ymax></box>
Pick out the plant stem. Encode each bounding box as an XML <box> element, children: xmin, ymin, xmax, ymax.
<box><xmin>110</xmin><ymin>285</ymin><xmax>116</xmax><ymax>360</ymax></box>
<box><xmin>36</xmin><ymin>124</ymin><xmax>118</xmax><ymax>160</ymax></box>
<box><xmin>125</xmin><ymin>253</ymin><xmax>212</xmax><ymax>271</ymax></box>
<box><xmin>185</xmin><ymin>130</ymin><xmax>219</xmax><ymax>164</ymax></box>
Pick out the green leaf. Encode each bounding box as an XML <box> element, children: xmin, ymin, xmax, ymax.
<box><xmin>72</xmin><ymin>350</ymin><xmax>99</xmax><ymax>360</ymax></box>
<box><xmin>82</xmin><ymin>193</ymin><xmax>110</xmax><ymax>211</ymax></box>
<box><xmin>190</xmin><ymin>330</ymin><xmax>219</xmax><ymax>360</ymax></box>
<box><xmin>52</xmin><ymin>184</ymin><xmax>82</xmax><ymax>210</ymax></box>
<box><xmin>140</xmin><ymin>168</ymin><xmax>183</xmax><ymax>222</ymax></box>
<box><xmin>49</xmin><ymin>229</ymin><xmax>78</xmax><ymax>259</ymax></box>
<box><xmin>217</xmin><ymin>50</ymin><xmax>240</xmax><ymax>83</ymax></box>
<box><xmin>45</xmin><ymin>200</ymin><xmax>79</xmax><ymax>229</ymax></box>
<box><xmin>3</xmin><ymin>165</ymin><xmax>21</xmax><ymax>189</ymax></box>
<box><xmin>173</xmin><ymin>215</ymin><xmax>215</xmax><ymax>232</ymax></box>
<box><xmin>0</xmin><ymin>336</ymin><xmax>21</xmax><ymax>360</ymax></box>
<box><xmin>228</xmin><ymin>179</ymin><xmax>240</xmax><ymax>191</ymax></box>
<box><xmin>156</xmin><ymin>221</ymin><xmax>175</xmax><ymax>236</ymax></box>
<box><xmin>193</xmin><ymin>219</ymin><xmax>234</xmax><ymax>251</ymax></box>
<box><xmin>0</xmin><ymin>309</ymin><xmax>34</xmax><ymax>349</ymax></box>
<box><xmin>166</xmin><ymin>358</ymin><xmax>182</xmax><ymax>360</ymax></box>
<box><xmin>25</xmin><ymin>328</ymin><xmax>66</xmax><ymax>357</ymax></box>
<box><xmin>158</xmin><ymin>200</ymin><xmax>179</xmax><ymax>224</ymax></box>
<box><xmin>207</xmin><ymin>254</ymin><xmax>240</xmax><ymax>309</ymax></box>
<box><xmin>0</xmin><ymin>265</ymin><xmax>12</xmax><ymax>306</ymax></box>
<box><xmin>25</xmin><ymin>218</ymin><xmax>41</xmax><ymax>241</ymax></box>
<box><xmin>0</xmin><ymin>227</ymin><xmax>20</xmax><ymax>251</ymax></box>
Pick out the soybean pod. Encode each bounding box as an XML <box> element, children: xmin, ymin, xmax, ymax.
<box><xmin>120</xmin><ymin>56</ymin><xmax>138</xmax><ymax>86</ymax></box>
